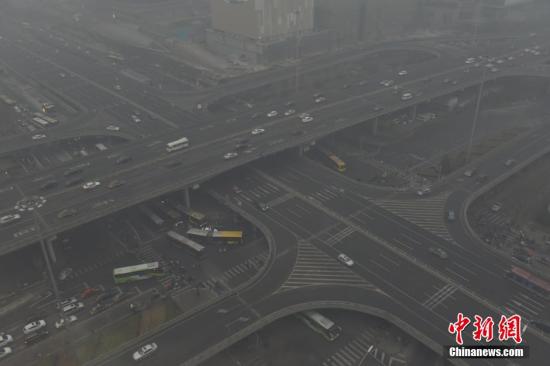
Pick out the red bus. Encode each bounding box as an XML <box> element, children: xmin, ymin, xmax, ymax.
<box><xmin>506</xmin><ymin>266</ymin><xmax>550</xmax><ymax>298</ymax></box>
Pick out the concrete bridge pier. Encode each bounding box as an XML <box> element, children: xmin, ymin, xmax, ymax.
<box><xmin>46</xmin><ymin>236</ymin><xmax>57</xmax><ymax>264</ymax></box>
<box><xmin>372</xmin><ymin>117</ymin><xmax>379</xmax><ymax>136</ymax></box>
<box><xmin>184</xmin><ymin>188</ymin><xmax>191</xmax><ymax>208</ymax></box>
<box><xmin>410</xmin><ymin>104</ymin><xmax>418</xmax><ymax>121</ymax></box>
<box><xmin>40</xmin><ymin>235</ymin><xmax>59</xmax><ymax>299</ymax></box>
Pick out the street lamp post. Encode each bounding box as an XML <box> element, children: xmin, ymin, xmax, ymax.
<box><xmin>466</xmin><ymin>66</ymin><xmax>487</xmax><ymax>163</ymax></box>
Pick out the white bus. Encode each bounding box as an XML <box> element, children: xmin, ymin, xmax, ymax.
<box><xmin>167</xmin><ymin>230</ymin><xmax>205</xmax><ymax>255</ymax></box>
<box><xmin>113</xmin><ymin>262</ymin><xmax>164</xmax><ymax>284</ymax></box>
<box><xmin>40</xmin><ymin>115</ymin><xmax>58</xmax><ymax>125</ymax></box>
<box><xmin>140</xmin><ymin>207</ymin><xmax>165</xmax><ymax>227</ymax></box>
<box><xmin>32</xmin><ymin>117</ymin><xmax>50</xmax><ymax>128</ymax></box>
<box><xmin>166</xmin><ymin>137</ymin><xmax>189</xmax><ymax>152</ymax></box>
<box><xmin>297</xmin><ymin>310</ymin><xmax>342</xmax><ymax>341</ymax></box>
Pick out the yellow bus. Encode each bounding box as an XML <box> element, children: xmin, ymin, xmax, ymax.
<box><xmin>175</xmin><ymin>204</ymin><xmax>207</xmax><ymax>227</ymax></box>
<box><xmin>212</xmin><ymin>231</ymin><xmax>243</xmax><ymax>245</ymax></box>
<box><xmin>328</xmin><ymin>154</ymin><xmax>346</xmax><ymax>172</ymax></box>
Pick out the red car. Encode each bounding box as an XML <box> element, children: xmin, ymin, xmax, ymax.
<box><xmin>81</xmin><ymin>287</ymin><xmax>99</xmax><ymax>299</ymax></box>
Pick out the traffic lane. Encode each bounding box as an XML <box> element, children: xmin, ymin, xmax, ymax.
<box><xmin>106</xmin><ymin>295</ymin><xmax>254</xmax><ymax>366</ymax></box>
<box><xmin>1</xmin><ymin>38</ymin><xmax>530</xmax><ymax>189</ymax></box>
<box><xmin>321</xmin><ymin>235</ymin><xmax>540</xmax><ymax>365</ymax></box>
<box><xmin>264</xmin><ymin>198</ymin><xmax>338</xmax><ymax>240</ymax></box>
<box><xmin>349</xmin><ymin>206</ymin><xmax>528</xmax><ymax>310</ymax></box>
<box><xmin>251</xmin><ymin>285</ymin><xmax>465</xmax><ymax>363</ymax></box>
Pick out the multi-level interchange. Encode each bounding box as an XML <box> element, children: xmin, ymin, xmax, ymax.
<box><xmin>1</xmin><ymin>2</ymin><xmax>550</xmax><ymax>366</ymax></box>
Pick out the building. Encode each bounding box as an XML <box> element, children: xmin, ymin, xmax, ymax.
<box><xmin>315</xmin><ymin>0</ymin><xmax>422</xmax><ymax>45</ymax></box>
<box><xmin>207</xmin><ymin>0</ymin><xmax>328</xmax><ymax>64</ymax></box>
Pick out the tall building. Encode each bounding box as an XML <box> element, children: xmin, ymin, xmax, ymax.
<box><xmin>210</xmin><ymin>0</ymin><xmax>314</xmax><ymax>41</ymax></box>
<box><xmin>207</xmin><ymin>0</ymin><xmax>327</xmax><ymax>64</ymax></box>
<box><xmin>315</xmin><ymin>0</ymin><xmax>422</xmax><ymax>45</ymax></box>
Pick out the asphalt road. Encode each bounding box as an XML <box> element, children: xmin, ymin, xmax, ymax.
<box><xmin>0</xmin><ymin>31</ymin><xmax>547</xmax><ymax>255</ymax></box>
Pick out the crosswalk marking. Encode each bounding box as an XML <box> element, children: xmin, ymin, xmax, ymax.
<box><xmin>202</xmin><ymin>252</ymin><xmax>268</xmax><ymax>291</ymax></box>
<box><xmin>422</xmin><ymin>283</ymin><xmax>457</xmax><ymax>310</ymax></box>
<box><xmin>322</xmin><ymin>330</ymin><xmax>374</xmax><ymax>366</ymax></box>
<box><xmin>370</xmin><ymin>193</ymin><xmax>456</xmax><ymax>243</ymax></box>
<box><xmin>278</xmin><ymin>241</ymin><xmax>371</xmax><ymax>292</ymax></box>
<box><xmin>503</xmin><ymin>292</ymin><xmax>545</xmax><ymax>319</ymax></box>
<box><xmin>324</xmin><ymin>226</ymin><xmax>355</xmax><ymax>247</ymax></box>
<box><xmin>67</xmin><ymin>249</ymin><xmax>127</xmax><ymax>280</ymax></box>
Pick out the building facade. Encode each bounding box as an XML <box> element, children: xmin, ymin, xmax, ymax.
<box><xmin>207</xmin><ymin>0</ymin><xmax>327</xmax><ymax>64</ymax></box>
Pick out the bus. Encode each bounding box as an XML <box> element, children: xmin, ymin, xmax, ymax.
<box><xmin>0</xmin><ymin>95</ymin><xmax>16</xmax><ymax>106</ymax></box>
<box><xmin>317</xmin><ymin>147</ymin><xmax>346</xmax><ymax>172</ymax></box>
<box><xmin>140</xmin><ymin>207</ymin><xmax>165</xmax><ymax>227</ymax></box>
<box><xmin>113</xmin><ymin>262</ymin><xmax>164</xmax><ymax>284</ymax></box>
<box><xmin>506</xmin><ymin>266</ymin><xmax>550</xmax><ymax>298</ymax></box>
<box><xmin>107</xmin><ymin>53</ymin><xmax>125</xmax><ymax>62</ymax></box>
<box><xmin>166</xmin><ymin>137</ymin><xmax>189</xmax><ymax>152</ymax></box>
<box><xmin>167</xmin><ymin>231</ymin><xmax>205</xmax><ymax>255</ymax></box>
<box><xmin>153</xmin><ymin>203</ymin><xmax>181</xmax><ymax>221</ymax></box>
<box><xmin>212</xmin><ymin>231</ymin><xmax>243</xmax><ymax>245</ymax></box>
<box><xmin>32</xmin><ymin>117</ymin><xmax>50</xmax><ymax>128</ymax></box>
<box><xmin>186</xmin><ymin>228</ymin><xmax>210</xmax><ymax>239</ymax></box>
<box><xmin>175</xmin><ymin>204</ymin><xmax>207</xmax><ymax>227</ymax></box>
<box><xmin>328</xmin><ymin>154</ymin><xmax>346</xmax><ymax>172</ymax></box>
<box><xmin>40</xmin><ymin>115</ymin><xmax>58</xmax><ymax>125</ymax></box>
<box><xmin>297</xmin><ymin>310</ymin><xmax>342</xmax><ymax>341</ymax></box>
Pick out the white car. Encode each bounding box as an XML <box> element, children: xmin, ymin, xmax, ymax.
<box><xmin>0</xmin><ymin>347</ymin><xmax>12</xmax><ymax>359</ymax></box>
<box><xmin>490</xmin><ymin>67</ymin><xmax>499</xmax><ymax>73</ymax></box>
<box><xmin>337</xmin><ymin>253</ymin><xmax>354</xmax><ymax>267</ymax></box>
<box><xmin>114</xmin><ymin>84</ymin><xmax>122</xmax><ymax>90</ymax></box>
<box><xmin>284</xmin><ymin>109</ymin><xmax>295</xmax><ymax>116</ymax></box>
<box><xmin>58</xmin><ymin>268</ymin><xmax>73</xmax><ymax>281</ymax></box>
<box><xmin>491</xmin><ymin>203</ymin><xmax>502</xmax><ymax>212</ymax></box>
<box><xmin>504</xmin><ymin>159</ymin><xmax>516</xmax><ymax>167</ymax></box>
<box><xmin>56</xmin><ymin>297</ymin><xmax>78</xmax><ymax>309</ymax></box>
<box><xmin>82</xmin><ymin>181</ymin><xmax>101</xmax><ymax>190</ymax></box>
<box><xmin>133</xmin><ymin>343</ymin><xmax>158</xmax><ymax>361</ymax></box>
<box><xmin>298</xmin><ymin>112</ymin><xmax>310</xmax><ymax>119</ymax></box>
<box><xmin>62</xmin><ymin>302</ymin><xmax>84</xmax><ymax>314</ymax></box>
<box><xmin>0</xmin><ymin>214</ymin><xmax>21</xmax><ymax>225</ymax></box>
<box><xmin>223</xmin><ymin>152</ymin><xmax>238</xmax><ymax>160</ymax></box>
<box><xmin>131</xmin><ymin>115</ymin><xmax>141</xmax><ymax>123</ymax></box>
<box><xmin>314</xmin><ymin>96</ymin><xmax>326</xmax><ymax>103</ymax></box>
<box><xmin>301</xmin><ymin>116</ymin><xmax>313</xmax><ymax>123</ymax></box>
<box><xmin>0</xmin><ymin>334</ymin><xmax>13</xmax><ymax>347</ymax></box>
<box><xmin>55</xmin><ymin>315</ymin><xmax>77</xmax><ymax>329</ymax></box>
<box><xmin>380</xmin><ymin>80</ymin><xmax>394</xmax><ymax>87</ymax></box>
<box><xmin>266</xmin><ymin>110</ymin><xmax>278</xmax><ymax>118</ymax></box>
<box><xmin>32</xmin><ymin>134</ymin><xmax>47</xmax><ymax>140</ymax></box>
<box><xmin>251</xmin><ymin>128</ymin><xmax>265</xmax><ymax>135</ymax></box>
<box><xmin>397</xmin><ymin>70</ymin><xmax>408</xmax><ymax>76</ymax></box>
<box><xmin>416</xmin><ymin>187</ymin><xmax>431</xmax><ymax>196</ymax></box>
<box><xmin>401</xmin><ymin>92</ymin><xmax>413</xmax><ymax>101</ymax></box>
<box><xmin>106</xmin><ymin>125</ymin><xmax>120</xmax><ymax>131</ymax></box>
<box><xmin>465</xmin><ymin>58</ymin><xmax>476</xmax><ymax>64</ymax></box>
<box><xmin>23</xmin><ymin>320</ymin><xmax>46</xmax><ymax>334</ymax></box>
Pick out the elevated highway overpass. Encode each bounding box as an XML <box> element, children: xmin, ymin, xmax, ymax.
<box><xmin>1</xmin><ymin>43</ymin><xmax>549</xmax><ymax>256</ymax></box>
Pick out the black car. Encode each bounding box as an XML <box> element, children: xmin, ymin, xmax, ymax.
<box><xmin>95</xmin><ymin>288</ymin><xmax>119</xmax><ymax>304</ymax></box>
<box><xmin>164</xmin><ymin>160</ymin><xmax>181</xmax><ymax>168</ymax></box>
<box><xmin>24</xmin><ymin>331</ymin><xmax>49</xmax><ymax>345</ymax></box>
<box><xmin>63</xmin><ymin>168</ymin><xmax>82</xmax><ymax>177</ymax></box>
<box><xmin>115</xmin><ymin>156</ymin><xmax>132</xmax><ymax>165</ymax></box>
<box><xmin>256</xmin><ymin>202</ymin><xmax>269</xmax><ymax>212</ymax></box>
<box><xmin>40</xmin><ymin>180</ymin><xmax>58</xmax><ymax>190</ymax></box>
<box><xmin>65</xmin><ymin>177</ymin><xmax>84</xmax><ymax>187</ymax></box>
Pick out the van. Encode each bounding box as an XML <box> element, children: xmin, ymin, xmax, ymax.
<box><xmin>24</xmin><ymin>331</ymin><xmax>49</xmax><ymax>345</ymax></box>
